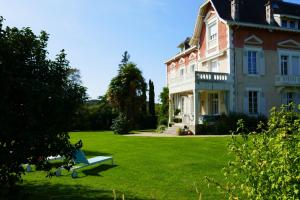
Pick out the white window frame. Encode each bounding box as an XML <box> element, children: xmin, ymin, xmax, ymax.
<box><xmin>205</xmin><ymin>16</ymin><xmax>219</xmax><ymax>54</ymax></box>
<box><xmin>209</xmin><ymin>59</ymin><xmax>219</xmax><ymax>73</ymax></box>
<box><xmin>248</xmin><ymin>90</ymin><xmax>259</xmax><ymax>115</ymax></box>
<box><xmin>245</xmin><ymin>88</ymin><xmax>262</xmax><ymax>116</ymax></box>
<box><xmin>278</xmin><ymin>49</ymin><xmax>300</xmax><ymax>76</ymax></box>
<box><xmin>207</xmin><ymin>92</ymin><xmax>219</xmax><ymax>115</ymax></box>
<box><xmin>244</xmin><ymin>46</ymin><xmax>263</xmax><ymax>76</ymax></box>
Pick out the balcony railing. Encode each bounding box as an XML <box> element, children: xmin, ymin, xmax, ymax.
<box><xmin>196</xmin><ymin>72</ymin><xmax>230</xmax><ymax>83</ymax></box>
<box><xmin>275</xmin><ymin>75</ymin><xmax>300</xmax><ymax>86</ymax></box>
<box><xmin>168</xmin><ymin>71</ymin><xmax>231</xmax><ymax>92</ymax></box>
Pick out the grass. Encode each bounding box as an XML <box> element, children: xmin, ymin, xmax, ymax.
<box><xmin>20</xmin><ymin>131</ymin><xmax>232</xmax><ymax>200</ymax></box>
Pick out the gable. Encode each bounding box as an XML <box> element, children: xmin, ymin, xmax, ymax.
<box><xmin>278</xmin><ymin>39</ymin><xmax>300</xmax><ymax>49</ymax></box>
<box><xmin>244</xmin><ymin>35</ymin><xmax>263</xmax><ymax>45</ymax></box>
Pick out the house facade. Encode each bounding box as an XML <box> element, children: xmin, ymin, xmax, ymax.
<box><xmin>165</xmin><ymin>0</ymin><xmax>300</xmax><ymax>134</ymax></box>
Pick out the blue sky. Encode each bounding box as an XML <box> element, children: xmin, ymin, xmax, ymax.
<box><xmin>0</xmin><ymin>0</ymin><xmax>299</xmax><ymax>100</ymax></box>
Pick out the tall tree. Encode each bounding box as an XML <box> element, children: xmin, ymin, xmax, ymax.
<box><xmin>107</xmin><ymin>52</ymin><xmax>146</xmax><ymax>132</ymax></box>
<box><xmin>148</xmin><ymin>79</ymin><xmax>155</xmax><ymax>117</ymax></box>
<box><xmin>158</xmin><ymin>87</ymin><xmax>169</xmax><ymax>125</ymax></box>
<box><xmin>119</xmin><ymin>51</ymin><xmax>130</xmax><ymax>68</ymax></box>
<box><xmin>0</xmin><ymin>17</ymin><xmax>86</xmax><ymax>187</ymax></box>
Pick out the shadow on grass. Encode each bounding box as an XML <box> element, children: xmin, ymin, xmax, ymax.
<box><xmin>1</xmin><ymin>182</ymin><xmax>152</xmax><ymax>200</ymax></box>
<box><xmin>81</xmin><ymin>164</ymin><xmax>118</xmax><ymax>177</ymax></box>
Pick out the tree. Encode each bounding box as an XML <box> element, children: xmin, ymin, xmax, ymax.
<box><xmin>148</xmin><ymin>79</ymin><xmax>155</xmax><ymax>117</ymax></box>
<box><xmin>158</xmin><ymin>87</ymin><xmax>169</xmax><ymax>126</ymax></box>
<box><xmin>207</xmin><ymin>105</ymin><xmax>300</xmax><ymax>199</ymax></box>
<box><xmin>107</xmin><ymin>52</ymin><xmax>146</xmax><ymax>133</ymax></box>
<box><xmin>0</xmin><ymin>18</ymin><xmax>86</xmax><ymax>187</ymax></box>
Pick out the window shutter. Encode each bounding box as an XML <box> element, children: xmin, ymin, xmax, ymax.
<box><xmin>295</xmin><ymin>93</ymin><xmax>300</xmax><ymax>107</ymax></box>
<box><xmin>244</xmin><ymin>91</ymin><xmax>249</xmax><ymax>114</ymax></box>
<box><xmin>260</xmin><ymin>91</ymin><xmax>266</xmax><ymax>115</ymax></box>
<box><xmin>243</xmin><ymin>50</ymin><xmax>248</xmax><ymax>75</ymax></box>
<box><xmin>260</xmin><ymin>51</ymin><xmax>265</xmax><ymax>75</ymax></box>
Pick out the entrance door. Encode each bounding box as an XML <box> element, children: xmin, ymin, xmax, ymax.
<box><xmin>208</xmin><ymin>93</ymin><xmax>219</xmax><ymax>115</ymax></box>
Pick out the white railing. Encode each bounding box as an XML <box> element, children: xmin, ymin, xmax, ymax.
<box><xmin>196</xmin><ymin>72</ymin><xmax>230</xmax><ymax>83</ymax></box>
<box><xmin>275</xmin><ymin>75</ymin><xmax>300</xmax><ymax>86</ymax></box>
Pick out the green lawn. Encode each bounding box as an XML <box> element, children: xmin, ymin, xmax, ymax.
<box><xmin>21</xmin><ymin>132</ymin><xmax>231</xmax><ymax>200</ymax></box>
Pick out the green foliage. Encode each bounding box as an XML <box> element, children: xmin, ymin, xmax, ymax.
<box><xmin>209</xmin><ymin>105</ymin><xmax>300</xmax><ymax>199</ymax></box>
<box><xmin>156</xmin><ymin>125</ymin><xmax>167</xmax><ymax>133</ymax></box>
<box><xmin>111</xmin><ymin>113</ymin><xmax>130</xmax><ymax>135</ymax></box>
<box><xmin>197</xmin><ymin>113</ymin><xmax>267</xmax><ymax>135</ymax></box>
<box><xmin>107</xmin><ymin>52</ymin><xmax>147</xmax><ymax>130</ymax></box>
<box><xmin>0</xmin><ymin>18</ymin><xmax>86</xmax><ymax>187</ymax></box>
<box><xmin>158</xmin><ymin>87</ymin><xmax>169</xmax><ymax>125</ymax></box>
<box><xmin>148</xmin><ymin>79</ymin><xmax>155</xmax><ymax>117</ymax></box>
<box><xmin>158</xmin><ymin>118</ymin><xmax>168</xmax><ymax>126</ymax></box>
<box><xmin>72</xmin><ymin>96</ymin><xmax>117</xmax><ymax>130</ymax></box>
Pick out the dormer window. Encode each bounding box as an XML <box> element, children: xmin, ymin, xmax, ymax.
<box><xmin>281</xmin><ymin>19</ymin><xmax>298</xmax><ymax>29</ymax></box>
<box><xmin>282</xmin><ymin>20</ymin><xmax>288</xmax><ymax>28</ymax></box>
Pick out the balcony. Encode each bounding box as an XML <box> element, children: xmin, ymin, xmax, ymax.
<box><xmin>275</xmin><ymin>75</ymin><xmax>300</xmax><ymax>87</ymax></box>
<box><xmin>168</xmin><ymin>71</ymin><xmax>232</xmax><ymax>93</ymax></box>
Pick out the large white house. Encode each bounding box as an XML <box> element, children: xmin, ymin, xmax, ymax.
<box><xmin>165</xmin><ymin>0</ymin><xmax>300</xmax><ymax>134</ymax></box>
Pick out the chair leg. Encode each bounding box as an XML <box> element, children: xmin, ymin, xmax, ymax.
<box><xmin>71</xmin><ymin>170</ymin><xmax>78</xmax><ymax>178</ymax></box>
<box><xmin>26</xmin><ymin>164</ymin><xmax>32</xmax><ymax>172</ymax></box>
<box><xmin>55</xmin><ymin>167</ymin><xmax>62</xmax><ymax>176</ymax></box>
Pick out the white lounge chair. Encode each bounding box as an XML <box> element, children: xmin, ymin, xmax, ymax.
<box><xmin>69</xmin><ymin>149</ymin><xmax>113</xmax><ymax>178</ymax></box>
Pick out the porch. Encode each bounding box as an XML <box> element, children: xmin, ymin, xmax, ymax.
<box><xmin>169</xmin><ymin>90</ymin><xmax>230</xmax><ymax>126</ymax></box>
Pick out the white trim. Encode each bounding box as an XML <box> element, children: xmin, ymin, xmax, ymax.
<box><xmin>277</xmin><ymin>49</ymin><xmax>300</xmax><ymax>76</ymax></box>
<box><xmin>165</xmin><ymin>46</ymin><xmax>197</xmax><ymax>64</ymax></box>
<box><xmin>274</xmin><ymin>14</ymin><xmax>300</xmax><ymax>20</ymax></box>
<box><xmin>244</xmin><ymin>35</ymin><xmax>263</xmax><ymax>45</ymax></box>
<box><xmin>206</xmin><ymin>16</ymin><xmax>219</xmax><ymax>56</ymax></box>
<box><xmin>278</xmin><ymin>39</ymin><xmax>300</xmax><ymax>49</ymax></box>
<box><xmin>201</xmin><ymin>50</ymin><xmax>226</xmax><ymax>63</ymax></box>
<box><xmin>189</xmin><ymin>52</ymin><xmax>197</xmax><ymax>61</ymax></box>
<box><xmin>227</xmin><ymin>20</ymin><xmax>300</xmax><ymax>34</ymax></box>
<box><xmin>179</xmin><ymin>58</ymin><xmax>185</xmax><ymax>65</ymax></box>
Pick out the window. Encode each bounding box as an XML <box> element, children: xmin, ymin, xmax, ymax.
<box><xmin>286</xmin><ymin>92</ymin><xmax>294</xmax><ymax>104</ymax></box>
<box><xmin>210</xmin><ymin>60</ymin><xmax>218</xmax><ymax>72</ymax></box>
<box><xmin>290</xmin><ymin>21</ymin><xmax>296</xmax><ymax>29</ymax></box>
<box><xmin>180</xmin><ymin>68</ymin><xmax>185</xmax><ymax>77</ymax></box>
<box><xmin>207</xmin><ymin>20</ymin><xmax>217</xmax><ymax>49</ymax></box>
<box><xmin>281</xmin><ymin>55</ymin><xmax>289</xmax><ymax>75</ymax></box>
<box><xmin>249</xmin><ymin>91</ymin><xmax>258</xmax><ymax>114</ymax></box>
<box><xmin>282</xmin><ymin>20</ymin><xmax>288</xmax><ymax>27</ymax></box>
<box><xmin>248</xmin><ymin>51</ymin><xmax>257</xmax><ymax>74</ymax></box>
<box><xmin>208</xmin><ymin>93</ymin><xmax>219</xmax><ymax>115</ymax></box>
<box><xmin>281</xmin><ymin>19</ymin><xmax>298</xmax><ymax>29</ymax></box>
<box><xmin>190</xmin><ymin>64</ymin><xmax>195</xmax><ymax>73</ymax></box>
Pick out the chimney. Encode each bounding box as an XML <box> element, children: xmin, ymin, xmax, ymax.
<box><xmin>231</xmin><ymin>0</ymin><xmax>240</xmax><ymax>21</ymax></box>
<box><xmin>266</xmin><ymin>0</ymin><xmax>275</xmax><ymax>24</ymax></box>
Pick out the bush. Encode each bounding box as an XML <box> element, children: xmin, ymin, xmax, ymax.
<box><xmin>176</xmin><ymin>128</ymin><xmax>183</xmax><ymax>135</ymax></box>
<box><xmin>156</xmin><ymin>125</ymin><xmax>167</xmax><ymax>133</ymax></box>
<box><xmin>207</xmin><ymin>105</ymin><xmax>300</xmax><ymax>199</ymax></box>
<box><xmin>158</xmin><ymin>118</ymin><xmax>168</xmax><ymax>126</ymax></box>
<box><xmin>197</xmin><ymin>113</ymin><xmax>267</xmax><ymax>135</ymax></box>
<box><xmin>111</xmin><ymin>113</ymin><xmax>131</xmax><ymax>135</ymax></box>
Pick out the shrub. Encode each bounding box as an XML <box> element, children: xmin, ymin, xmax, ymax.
<box><xmin>207</xmin><ymin>105</ymin><xmax>300</xmax><ymax>199</ymax></box>
<box><xmin>197</xmin><ymin>113</ymin><xmax>267</xmax><ymax>135</ymax></box>
<box><xmin>158</xmin><ymin>118</ymin><xmax>168</xmax><ymax>126</ymax></box>
<box><xmin>156</xmin><ymin>125</ymin><xmax>167</xmax><ymax>133</ymax></box>
<box><xmin>176</xmin><ymin>128</ymin><xmax>183</xmax><ymax>135</ymax></box>
<box><xmin>111</xmin><ymin>113</ymin><xmax>131</xmax><ymax>135</ymax></box>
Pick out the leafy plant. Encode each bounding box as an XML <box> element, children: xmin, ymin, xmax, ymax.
<box><xmin>156</xmin><ymin>125</ymin><xmax>167</xmax><ymax>133</ymax></box>
<box><xmin>111</xmin><ymin>113</ymin><xmax>130</xmax><ymax>135</ymax></box>
<box><xmin>207</xmin><ymin>105</ymin><xmax>300</xmax><ymax>199</ymax></box>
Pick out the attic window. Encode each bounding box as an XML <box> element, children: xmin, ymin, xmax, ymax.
<box><xmin>281</xmin><ymin>19</ymin><xmax>298</xmax><ymax>29</ymax></box>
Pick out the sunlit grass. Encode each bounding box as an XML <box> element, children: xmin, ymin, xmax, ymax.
<box><xmin>21</xmin><ymin>131</ymin><xmax>231</xmax><ymax>200</ymax></box>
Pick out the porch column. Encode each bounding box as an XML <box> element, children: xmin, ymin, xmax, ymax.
<box><xmin>193</xmin><ymin>89</ymin><xmax>200</xmax><ymax>134</ymax></box>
